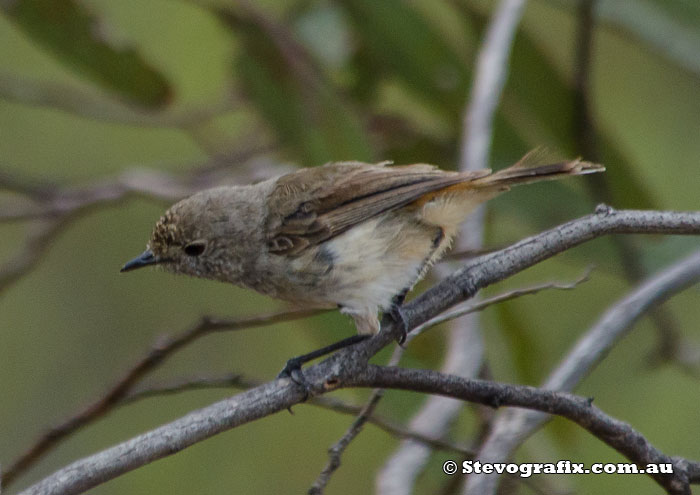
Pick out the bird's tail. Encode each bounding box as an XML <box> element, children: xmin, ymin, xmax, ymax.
<box><xmin>470</xmin><ymin>153</ymin><xmax>604</xmax><ymax>190</ymax></box>
<box><xmin>412</xmin><ymin>154</ymin><xmax>604</xmax><ymax>211</ymax></box>
<box><xmin>414</xmin><ymin>152</ymin><xmax>603</xmax><ymax>247</ymax></box>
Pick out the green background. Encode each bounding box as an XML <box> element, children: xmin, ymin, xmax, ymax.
<box><xmin>1</xmin><ymin>0</ymin><xmax>699</xmax><ymax>493</ymax></box>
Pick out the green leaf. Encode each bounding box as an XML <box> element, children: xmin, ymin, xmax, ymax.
<box><xmin>1</xmin><ymin>0</ymin><xmax>172</xmax><ymax>107</ymax></box>
<box><xmin>219</xmin><ymin>7</ymin><xmax>373</xmax><ymax>164</ymax></box>
<box><xmin>339</xmin><ymin>0</ymin><xmax>470</xmax><ymax>121</ymax></box>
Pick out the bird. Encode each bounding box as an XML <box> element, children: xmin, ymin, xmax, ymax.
<box><xmin>122</xmin><ymin>155</ymin><xmax>603</xmax><ymax>375</ymax></box>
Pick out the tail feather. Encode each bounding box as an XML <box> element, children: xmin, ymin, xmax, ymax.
<box><xmin>411</xmin><ymin>154</ymin><xmax>603</xmax><ymax>206</ymax></box>
<box><xmin>416</xmin><ymin>155</ymin><xmax>603</xmax><ymax>235</ymax></box>
<box><xmin>473</xmin><ymin>158</ymin><xmax>604</xmax><ymax>188</ymax></box>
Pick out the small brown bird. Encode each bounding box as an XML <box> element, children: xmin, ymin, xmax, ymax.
<box><xmin>122</xmin><ymin>157</ymin><xmax>602</xmax><ymax>372</ymax></box>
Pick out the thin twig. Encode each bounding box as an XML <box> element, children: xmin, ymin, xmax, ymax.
<box><xmin>122</xmin><ymin>373</ymin><xmax>263</xmax><ymax>403</ymax></box>
<box><xmin>311</xmin><ymin>294</ymin><xmax>422</xmax><ymax>494</ymax></box>
<box><xmin>310</xmin><ymin>396</ymin><xmax>474</xmax><ymax>457</ymax></box>
<box><xmin>382</xmin><ymin>270</ymin><xmax>592</xmax><ymax>372</ymax></box>
<box><xmin>415</xmin><ymin>267</ymin><xmax>591</xmax><ymax>336</ymax></box>
<box><xmin>308</xmin><ymin>390</ymin><xmax>385</xmax><ymax>494</ymax></box>
<box><xmin>398</xmin><ymin>208</ymin><xmax>700</xmax><ymax>333</ymax></box>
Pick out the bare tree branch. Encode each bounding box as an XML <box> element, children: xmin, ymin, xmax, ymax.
<box><xmin>377</xmin><ymin>270</ymin><xmax>589</xmax><ymax>493</ymax></box>
<box><xmin>1</xmin><ymin>309</ymin><xmax>321</xmax><ymax>488</ymax></box>
<box><xmin>12</xmin><ymin>208</ymin><xmax>700</xmax><ymax>495</ymax></box>
<box><xmin>309</xmin><ymin>271</ymin><xmax>572</xmax><ymax>493</ymax></box>
<box><xmin>309</xmin><ymin>273</ymin><xmax>577</xmax><ymax>492</ymax></box>
<box><xmin>308</xmin><ymin>397</ymin><xmax>475</xmax><ymax>459</ymax></box>
<box><xmin>465</xmin><ymin>248</ymin><xmax>700</xmax><ymax>494</ymax></box>
<box><xmin>398</xmin><ymin>207</ymin><xmax>699</xmax><ymax>334</ymax></box>
<box><xmin>122</xmin><ymin>373</ymin><xmax>263</xmax><ymax>403</ymax></box>
<box><xmin>314</xmin><ymin>302</ymin><xmax>412</xmax><ymax>493</ymax></box>
<box><xmin>350</xmin><ymin>365</ymin><xmax>700</xmax><ymax>495</ymax></box>
<box><xmin>18</xmin><ymin>357</ymin><xmax>700</xmax><ymax>495</ymax></box>
<box><xmin>126</xmin><ymin>373</ymin><xmax>475</xmax><ymax>458</ymax></box>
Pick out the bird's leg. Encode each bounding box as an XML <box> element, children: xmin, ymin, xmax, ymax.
<box><xmin>387</xmin><ymin>227</ymin><xmax>445</xmax><ymax>345</ymax></box>
<box><xmin>386</xmin><ymin>289</ymin><xmax>410</xmax><ymax>346</ymax></box>
<box><xmin>277</xmin><ymin>334</ymin><xmax>370</xmax><ymax>399</ymax></box>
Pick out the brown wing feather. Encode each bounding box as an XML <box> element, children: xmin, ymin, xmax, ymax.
<box><xmin>266</xmin><ymin>162</ymin><xmax>488</xmax><ymax>255</ymax></box>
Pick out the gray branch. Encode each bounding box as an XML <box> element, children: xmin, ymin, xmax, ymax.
<box><xmin>349</xmin><ymin>365</ymin><xmax>700</xmax><ymax>495</ymax></box>
<box><xmin>16</xmin><ymin>208</ymin><xmax>700</xmax><ymax>495</ymax></box>
<box><xmin>465</xmin><ymin>248</ymin><xmax>700</xmax><ymax>494</ymax></box>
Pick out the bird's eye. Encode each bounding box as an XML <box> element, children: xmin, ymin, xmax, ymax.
<box><xmin>183</xmin><ymin>241</ymin><xmax>206</xmax><ymax>257</ymax></box>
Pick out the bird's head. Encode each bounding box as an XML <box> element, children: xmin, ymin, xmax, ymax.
<box><xmin>120</xmin><ymin>187</ymin><xmax>255</xmax><ymax>282</ymax></box>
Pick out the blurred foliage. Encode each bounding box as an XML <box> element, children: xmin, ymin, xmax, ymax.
<box><xmin>0</xmin><ymin>0</ymin><xmax>699</xmax><ymax>494</ymax></box>
<box><xmin>1</xmin><ymin>0</ymin><xmax>172</xmax><ymax>107</ymax></box>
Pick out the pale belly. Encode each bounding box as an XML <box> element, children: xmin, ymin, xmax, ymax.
<box><xmin>258</xmin><ymin>215</ymin><xmax>441</xmax><ymax>313</ymax></box>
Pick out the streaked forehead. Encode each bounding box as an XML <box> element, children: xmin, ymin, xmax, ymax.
<box><xmin>150</xmin><ymin>209</ymin><xmax>181</xmax><ymax>248</ymax></box>
<box><xmin>148</xmin><ymin>186</ymin><xmax>248</xmax><ymax>250</ymax></box>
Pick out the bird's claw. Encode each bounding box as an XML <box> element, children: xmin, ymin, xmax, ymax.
<box><xmin>388</xmin><ymin>304</ymin><xmax>409</xmax><ymax>346</ymax></box>
<box><xmin>277</xmin><ymin>357</ymin><xmax>300</xmax><ymax>380</ymax></box>
<box><xmin>278</xmin><ymin>358</ymin><xmax>310</xmax><ymax>409</ymax></box>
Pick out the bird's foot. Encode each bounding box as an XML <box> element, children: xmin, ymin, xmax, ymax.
<box><xmin>278</xmin><ymin>358</ymin><xmax>310</xmax><ymax>412</ymax></box>
<box><xmin>387</xmin><ymin>303</ymin><xmax>409</xmax><ymax>346</ymax></box>
<box><xmin>276</xmin><ymin>334</ymin><xmax>371</xmax><ymax>412</ymax></box>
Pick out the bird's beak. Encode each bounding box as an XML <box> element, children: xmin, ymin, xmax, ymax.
<box><xmin>120</xmin><ymin>249</ymin><xmax>158</xmax><ymax>272</ymax></box>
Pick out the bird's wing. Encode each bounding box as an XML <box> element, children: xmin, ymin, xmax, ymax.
<box><xmin>265</xmin><ymin>161</ymin><xmax>489</xmax><ymax>255</ymax></box>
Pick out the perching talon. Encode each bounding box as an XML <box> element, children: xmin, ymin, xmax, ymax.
<box><xmin>388</xmin><ymin>303</ymin><xmax>409</xmax><ymax>346</ymax></box>
<box><xmin>278</xmin><ymin>358</ymin><xmax>310</xmax><ymax>407</ymax></box>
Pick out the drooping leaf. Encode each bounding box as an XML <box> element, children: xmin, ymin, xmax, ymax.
<box><xmin>1</xmin><ymin>0</ymin><xmax>172</xmax><ymax>107</ymax></box>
